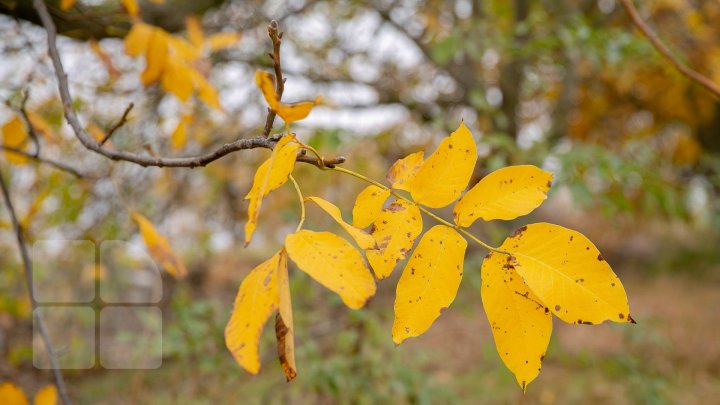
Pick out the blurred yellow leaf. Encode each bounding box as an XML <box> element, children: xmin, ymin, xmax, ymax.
<box><xmin>131</xmin><ymin>212</ymin><xmax>187</xmax><ymax>279</ymax></box>
<box><xmin>33</xmin><ymin>385</ymin><xmax>57</xmax><ymax>405</ymax></box>
<box><xmin>161</xmin><ymin>55</ymin><xmax>193</xmax><ymax>101</ymax></box>
<box><xmin>501</xmin><ymin>223</ymin><xmax>633</xmax><ymax>325</ymax></box>
<box><xmin>275</xmin><ymin>249</ymin><xmax>296</xmax><ymax>381</ymax></box>
<box><xmin>305</xmin><ymin>196</ymin><xmax>376</xmax><ymax>250</ymax></box>
<box><xmin>410</xmin><ymin>122</ymin><xmax>477</xmax><ymax>208</ymax></box>
<box><xmin>387</xmin><ymin>151</ymin><xmax>424</xmax><ymax>191</ymax></box>
<box><xmin>365</xmin><ymin>200</ymin><xmax>423</xmax><ymax>279</ymax></box>
<box><xmin>60</xmin><ymin>0</ymin><xmax>76</xmax><ymax>11</ymax></box>
<box><xmin>255</xmin><ymin>71</ymin><xmax>280</xmax><ymax>110</ymax></box>
<box><xmin>244</xmin><ymin>135</ymin><xmax>299</xmax><ymax>246</ymax></box>
<box><xmin>185</xmin><ymin>16</ymin><xmax>204</xmax><ymax>48</ymax></box>
<box><xmin>206</xmin><ymin>32</ymin><xmax>242</xmax><ymax>52</ymax></box>
<box><xmin>482</xmin><ymin>252</ymin><xmax>552</xmax><ymax>392</ymax></box>
<box><xmin>225</xmin><ymin>251</ymin><xmax>281</xmax><ymax>375</ymax></box>
<box><xmin>392</xmin><ymin>225</ymin><xmax>466</xmax><ymax>344</ymax></box>
<box><xmin>170</xmin><ymin>115</ymin><xmax>191</xmax><ymax>150</ymax></box>
<box><xmin>2</xmin><ymin>117</ymin><xmax>28</xmax><ymax>165</ymax></box>
<box><xmin>0</xmin><ymin>382</ymin><xmax>28</xmax><ymax>405</ymax></box>
<box><xmin>121</xmin><ymin>0</ymin><xmax>139</xmax><ymax>17</ymax></box>
<box><xmin>124</xmin><ymin>23</ymin><xmax>153</xmax><ymax>57</ymax></box>
<box><xmin>352</xmin><ymin>185</ymin><xmax>390</xmax><ymax>228</ymax></box>
<box><xmin>453</xmin><ymin>165</ymin><xmax>553</xmax><ymax>226</ymax></box>
<box><xmin>191</xmin><ymin>70</ymin><xmax>222</xmax><ymax>110</ymax></box>
<box><xmin>141</xmin><ymin>30</ymin><xmax>168</xmax><ymax>86</ymax></box>
<box><xmin>89</xmin><ymin>39</ymin><xmax>120</xmax><ymax>80</ymax></box>
<box><xmin>285</xmin><ymin>230</ymin><xmax>376</xmax><ymax>309</ymax></box>
<box><xmin>26</xmin><ymin>111</ymin><xmax>57</xmax><ymax>143</ymax></box>
<box><xmin>255</xmin><ymin>70</ymin><xmax>320</xmax><ymax>125</ymax></box>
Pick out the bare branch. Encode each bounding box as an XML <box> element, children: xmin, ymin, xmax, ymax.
<box><xmin>619</xmin><ymin>0</ymin><xmax>720</xmax><ymax>99</ymax></box>
<box><xmin>261</xmin><ymin>20</ymin><xmax>285</xmax><ymax>138</ymax></box>
<box><xmin>0</xmin><ymin>167</ymin><xmax>73</xmax><ymax>405</ymax></box>
<box><xmin>0</xmin><ymin>145</ymin><xmax>87</xmax><ymax>178</ymax></box>
<box><xmin>31</xmin><ymin>1</ymin><xmax>343</xmax><ymax>169</ymax></box>
<box><xmin>100</xmin><ymin>102</ymin><xmax>134</xmax><ymax>146</ymax></box>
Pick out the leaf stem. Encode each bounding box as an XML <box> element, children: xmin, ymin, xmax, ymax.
<box><xmin>288</xmin><ymin>174</ymin><xmax>305</xmax><ymax>232</ymax></box>
<box><xmin>329</xmin><ymin>166</ymin><xmax>510</xmax><ymax>255</ymax></box>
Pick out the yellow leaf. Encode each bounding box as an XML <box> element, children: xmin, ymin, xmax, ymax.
<box><xmin>410</xmin><ymin>122</ymin><xmax>477</xmax><ymax>208</ymax></box>
<box><xmin>275</xmin><ymin>249</ymin><xmax>297</xmax><ymax>381</ymax></box>
<box><xmin>86</xmin><ymin>123</ymin><xmax>107</xmax><ymax>143</ymax></box>
<box><xmin>501</xmin><ymin>223</ymin><xmax>633</xmax><ymax>325</ymax></box>
<box><xmin>191</xmin><ymin>70</ymin><xmax>222</xmax><ymax>110</ymax></box>
<box><xmin>166</xmin><ymin>35</ymin><xmax>201</xmax><ymax>61</ymax></box>
<box><xmin>141</xmin><ymin>30</ymin><xmax>168</xmax><ymax>86</ymax></box>
<box><xmin>365</xmin><ymin>200</ymin><xmax>423</xmax><ymax>279</ymax></box>
<box><xmin>244</xmin><ymin>135</ymin><xmax>299</xmax><ymax>246</ymax></box>
<box><xmin>33</xmin><ymin>385</ymin><xmax>57</xmax><ymax>405</ymax></box>
<box><xmin>0</xmin><ymin>382</ymin><xmax>28</xmax><ymax>405</ymax></box>
<box><xmin>255</xmin><ymin>71</ymin><xmax>279</xmax><ymax>110</ymax></box>
<box><xmin>2</xmin><ymin>117</ymin><xmax>28</xmax><ymax>165</ymax></box>
<box><xmin>185</xmin><ymin>16</ymin><xmax>204</xmax><ymax>48</ymax></box>
<box><xmin>481</xmin><ymin>252</ymin><xmax>552</xmax><ymax>392</ymax></box>
<box><xmin>131</xmin><ymin>212</ymin><xmax>188</xmax><ymax>279</ymax></box>
<box><xmin>206</xmin><ymin>32</ymin><xmax>242</xmax><ymax>52</ymax></box>
<box><xmin>392</xmin><ymin>225</ymin><xmax>466</xmax><ymax>344</ymax></box>
<box><xmin>161</xmin><ymin>55</ymin><xmax>193</xmax><ymax>101</ymax></box>
<box><xmin>60</xmin><ymin>0</ymin><xmax>76</xmax><ymax>11</ymax></box>
<box><xmin>225</xmin><ymin>251</ymin><xmax>281</xmax><ymax>375</ymax></box>
<box><xmin>285</xmin><ymin>230</ymin><xmax>376</xmax><ymax>309</ymax></box>
<box><xmin>121</xmin><ymin>0</ymin><xmax>139</xmax><ymax>17</ymax></box>
<box><xmin>26</xmin><ymin>111</ymin><xmax>57</xmax><ymax>142</ymax></box>
<box><xmin>125</xmin><ymin>23</ymin><xmax>153</xmax><ymax>57</ymax></box>
<box><xmin>170</xmin><ymin>115</ymin><xmax>191</xmax><ymax>150</ymax></box>
<box><xmin>275</xmin><ymin>97</ymin><xmax>321</xmax><ymax>125</ymax></box>
<box><xmin>305</xmin><ymin>196</ymin><xmax>376</xmax><ymax>250</ymax></box>
<box><xmin>387</xmin><ymin>151</ymin><xmax>424</xmax><ymax>191</ymax></box>
<box><xmin>453</xmin><ymin>165</ymin><xmax>553</xmax><ymax>226</ymax></box>
<box><xmin>352</xmin><ymin>185</ymin><xmax>391</xmax><ymax>228</ymax></box>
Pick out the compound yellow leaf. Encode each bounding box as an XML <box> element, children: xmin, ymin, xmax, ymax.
<box><xmin>225</xmin><ymin>251</ymin><xmax>281</xmax><ymax>375</ymax></box>
<box><xmin>131</xmin><ymin>212</ymin><xmax>187</xmax><ymax>279</ymax></box>
<box><xmin>121</xmin><ymin>0</ymin><xmax>139</xmax><ymax>17</ymax></box>
<box><xmin>410</xmin><ymin>122</ymin><xmax>477</xmax><ymax>208</ymax></box>
<box><xmin>255</xmin><ymin>71</ymin><xmax>279</xmax><ymax>110</ymax></box>
<box><xmin>275</xmin><ymin>249</ymin><xmax>297</xmax><ymax>381</ymax></box>
<box><xmin>366</xmin><ymin>200</ymin><xmax>423</xmax><ymax>279</ymax></box>
<box><xmin>244</xmin><ymin>135</ymin><xmax>298</xmax><ymax>246</ymax></box>
<box><xmin>501</xmin><ymin>223</ymin><xmax>633</xmax><ymax>325</ymax></box>
<box><xmin>305</xmin><ymin>196</ymin><xmax>376</xmax><ymax>250</ymax></box>
<box><xmin>125</xmin><ymin>23</ymin><xmax>153</xmax><ymax>57</ymax></box>
<box><xmin>481</xmin><ymin>252</ymin><xmax>552</xmax><ymax>392</ymax></box>
<box><xmin>141</xmin><ymin>29</ymin><xmax>167</xmax><ymax>86</ymax></box>
<box><xmin>33</xmin><ymin>385</ymin><xmax>57</xmax><ymax>405</ymax></box>
<box><xmin>285</xmin><ymin>230</ymin><xmax>376</xmax><ymax>309</ymax></box>
<box><xmin>2</xmin><ymin>117</ymin><xmax>28</xmax><ymax>165</ymax></box>
<box><xmin>0</xmin><ymin>382</ymin><xmax>28</xmax><ymax>405</ymax></box>
<box><xmin>275</xmin><ymin>97</ymin><xmax>322</xmax><ymax>125</ymax></box>
<box><xmin>185</xmin><ymin>16</ymin><xmax>204</xmax><ymax>48</ymax></box>
<box><xmin>60</xmin><ymin>0</ymin><xmax>76</xmax><ymax>11</ymax></box>
<box><xmin>161</xmin><ymin>55</ymin><xmax>193</xmax><ymax>101</ymax></box>
<box><xmin>387</xmin><ymin>151</ymin><xmax>424</xmax><ymax>191</ymax></box>
<box><xmin>352</xmin><ymin>185</ymin><xmax>390</xmax><ymax>228</ymax></box>
<box><xmin>206</xmin><ymin>32</ymin><xmax>242</xmax><ymax>52</ymax></box>
<box><xmin>454</xmin><ymin>165</ymin><xmax>553</xmax><ymax>226</ymax></box>
<box><xmin>392</xmin><ymin>225</ymin><xmax>466</xmax><ymax>344</ymax></box>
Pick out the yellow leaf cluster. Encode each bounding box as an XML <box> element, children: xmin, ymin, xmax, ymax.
<box><xmin>131</xmin><ymin>212</ymin><xmax>187</xmax><ymax>279</ymax></box>
<box><xmin>0</xmin><ymin>382</ymin><xmax>57</xmax><ymax>405</ymax></box>
<box><xmin>305</xmin><ymin>196</ymin><xmax>376</xmax><ymax>250</ymax></box>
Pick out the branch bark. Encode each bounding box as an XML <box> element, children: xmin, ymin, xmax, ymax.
<box><xmin>0</xmin><ymin>166</ymin><xmax>72</xmax><ymax>405</ymax></box>
<box><xmin>619</xmin><ymin>0</ymin><xmax>720</xmax><ymax>99</ymax></box>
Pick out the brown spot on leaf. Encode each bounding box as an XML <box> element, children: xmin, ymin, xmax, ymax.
<box><xmin>387</xmin><ymin>203</ymin><xmax>406</xmax><ymax>212</ymax></box>
<box><xmin>628</xmin><ymin>315</ymin><xmax>637</xmax><ymax>324</ymax></box>
<box><xmin>597</xmin><ymin>254</ymin><xmax>604</xmax><ymax>261</ymax></box>
<box><xmin>619</xmin><ymin>313</ymin><xmax>624</xmax><ymax>320</ymax></box>
<box><xmin>554</xmin><ymin>305</ymin><xmax>561</xmax><ymax>311</ymax></box>
<box><xmin>511</xmin><ymin>226</ymin><xmax>527</xmax><ymax>238</ymax></box>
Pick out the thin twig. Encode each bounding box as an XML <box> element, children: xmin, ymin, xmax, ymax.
<box><xmin>619</xmin><ymin>0</ymin><xmax>720</xmax><ymax>99</ymax></box>
<box><xmin>31</xmin><ymin>1</ymin><xmax>343</xmax><ymax>169</ymax></box>
<box><xmin>18</xmin><ymin>88</ymin><xmax>41</xmax><ymax>157</ymax></box>
<box><xmin>0</xmin><ymin>145</ymin><xmax>87</xmax><ymax>178</ymax></box>
<box><xmin>100</xmin><ymin>102</ymin><xmax>134</xmax><ymax>146</ymax></box>
<box><xmin>261</xmin><ymin>20</ymin><xmax>285</xmax><ymax>138</ymax></box>
<box><xmin>0</xmin><ymin>167</ymin><xmax>72</xmax><ymax>405</ymax></box>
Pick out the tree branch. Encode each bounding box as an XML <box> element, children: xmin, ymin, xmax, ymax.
<box><xmin>0</xmin><ymin>166</ymin><xmax>72</xmax><ymax>405</ymax></box>
<box><xmin>31</xmin><ymin>0</ymin><xmax>342</xmax><ymax>169</ymax></box>
<box><xmin>619</xmin><ymin>0</ymin><xmax>720</xmax><ymax>99</ymax></box>
<box><xmin>100</xmin><ymin>102</ymin><xmax>134</xmax><ymax>146</ymax></box>
<box><xmin>0</xmin><ymin>145</ymin><xmax>87</xmax><ymax>178</ymax></box>
<box><xmin>261</xmin><ymin>20</ymin><xmax>285</xmax><ymax>138</ymax></box>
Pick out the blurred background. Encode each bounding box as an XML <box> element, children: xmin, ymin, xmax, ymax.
<box><xmin>1</xmin><ymin>0</ymin><xmax>720</xmax><ymax>403</ymax></box>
